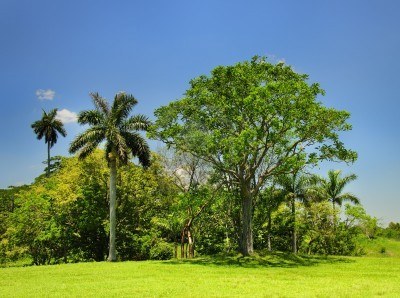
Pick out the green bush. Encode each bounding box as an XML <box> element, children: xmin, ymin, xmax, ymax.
<box><xmin>149</xmin><ymin>241</ymin><xmax>173</xmax><ymax>260</ymax></box>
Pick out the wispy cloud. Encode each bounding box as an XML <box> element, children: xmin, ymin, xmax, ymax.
<box><xmin>267</xmin><ymin>54</ymin><xmax>286</xmax><ymax>64</ymax></box>
<box><xmin>36</xmin><ymin>89</ymin><xmax>56</xmax><ymax>101</ymax></box>
<box><xmin>56</xmin><ymin>109</ymin><xmax>78</xmax><ymax>124</ymax></box>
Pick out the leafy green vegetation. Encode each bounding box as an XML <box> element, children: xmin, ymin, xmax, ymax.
<box><xmin>1</xmin><ymin>57</ymin><xmax>396</xmax><ymax>270</ymax></box>
<box><xmin>150</xmin><ymin>56</ymin><xmax>357</xmax><ymax>255</ymax></box>
<box><xmin>69</xmin><ymin>92</ymin><xmax>151</xmax><ymax>262</ymax></box>
<box><xmin>1</xmin><ymin>256</ymin><xmax>399</xmax><ymax>297</ymax></box>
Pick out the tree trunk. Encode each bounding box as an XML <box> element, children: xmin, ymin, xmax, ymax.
<box><xmin>181</xmin><ymin>229</ymin><xmax>185</xmax><ymax>259</ymax></box>
<box><xmin>187</xmin><ymin>229</ymin><xmax>194</xmax><ymax>258</ymax></box>
<box><xmin>332</xmin><ymin>200</ymin><xmax>337</xmax><ymax>229</ymax></box>
<box><xmin>240</xmin><ymin>188</ymin><xmax>253</xmax><ymax>256</ymax></box>
<box><xmin>267</xmin><ymin>213</ymin><xmax>272</xmax><ymax>251</ymax></box>
<box><xmin>47</xmin><ymin>142</ymin><xmax>51</xmax><ymax>177</ymax></box>
<box><xmin>174</xmin><ymin>242</ymin><xmax>178</xmax><ymax>259</ymax></box>
<box><xmin>291</xmin><ymin>197</ymin><xmax>297</xmax><ymax>254</ymax></box>
<box><xmin>107</xmin><ymin>158</ymin><xmax>117</xmax><ymax>262</ymax></box>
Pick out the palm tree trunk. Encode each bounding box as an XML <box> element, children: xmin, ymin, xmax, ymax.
<box><xmin>267</xmin><ymin>212</ymin><xmax>272</xmax><ymax>251</ymax></box>
<box><xmin>188</xmin><ymin>229</ymin><xmax>194</xmax><ymax>258</ymax></box>
<box><xmin>108</xmin><ymin>158</ymin><xmax>117</xmax><ymax>261</ymax></box>
<box><xmin>332</xmin><ymin>199</ymin><xmax>337</xmax><ymax>229</ymax></box>
<box><xmin>291</xmin><ymin>197</ymin><xmax>297</xmax><ymax>254</ymax></box>
<box><xmin>47</xmin><ymin>142</ymin><xmax>51</xmax><ymax>177</ymax></box>
<box><xmin>181</xmin><ymin>229</ymin><xmax>185</xmax><ymax>259</ymax></box>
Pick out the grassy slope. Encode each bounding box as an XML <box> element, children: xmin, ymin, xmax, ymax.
<box><xmin>359</xmin><ymin>237</ymin><xmax>400</xmax><ymax>257</ymax></box>
<box><xmin>1</xmin><ymin>254</ymin><xmax>399</xmax><ymax>297</ymax></box>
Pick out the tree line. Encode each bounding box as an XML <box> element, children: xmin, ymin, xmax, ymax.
<box><xmin>1</xmin><ymin>56</ymin><xmax>393</xmax><ymax>265</ymax></box>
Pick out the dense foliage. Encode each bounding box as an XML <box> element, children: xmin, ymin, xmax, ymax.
<box><xmin>149</xmin><ymin>56</ymin><xmax>357</xmax><ymax>255</ymax></box>
<box><xmin>2</xmin><ymin>57</ymin><xmax>391</xmax><ymax>266</ymax></box>
<box><xmin>0</xmin><ymin>150</ymin><xmax>386</xmax><ymax>266</ymax></box>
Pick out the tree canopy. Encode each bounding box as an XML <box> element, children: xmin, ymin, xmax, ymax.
<box><xmin>150</xmin><ymin>56</ymin><xmax>357</xmax><ymax>255</ymax></box>
<box><xmin>31</xmin><ymin>109</ymin><xmax>67</xmax><ymax>177</ymax></box>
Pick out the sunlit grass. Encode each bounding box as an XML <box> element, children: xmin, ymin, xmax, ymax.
<box><xmin>1</xmin><ymin>254</ymin><xmax>399</xmax><ymax>297</ymax></box>
<box><xmin>359</xmin><ymin>236</ymin><xmax>400</xmax><ymax>257</ymax></box>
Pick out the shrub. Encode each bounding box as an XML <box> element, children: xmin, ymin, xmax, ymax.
<box><xmin>149</xmin><ymin>241</ymin><xmax>173</xmax><ymax>260</ymax></box>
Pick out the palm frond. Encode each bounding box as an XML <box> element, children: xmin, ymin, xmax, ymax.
<box><xmin>78</xmin><ymin>110</ymin><xmax>104</xmax><ymax>126</ymax></box>
<box><xmin>122</xmin><ymin>131</ymin><xmax>151</xmax><ymax>168</ymax></box>
<box><xmin>115</xmin><ymin>131</ymin><xmax>129</xmax><ymax>163</ymax></box>
<box><xmin>31</xmin><ymin>121</ymin><xmax>46</xmax><ymax>140</ymax></box>
<box><xmin>337</xmin><ymin>192</ymin><xmax>360</xmax><ymax>205</ymax></box>
<box><xmin>313</xmin><ymin>169</ymin><xmax>359</xmax><ymax>207</ymax></box>
<box><xmin>90</xmin><ymin>92</ymin><xmax>110</xmax><ymax>115</ymax></box>
<box><xmin>276</xmin><ymin>172</ymin><xmax>312</xmax><ymax>203</ymax></box>
<box><xmin>76</xmin><ymin>141</ymin><xmax>101</xmax><ymax>160</ymax></box>
<box><xmin>53</xmin><ymin>120</ymin><xmax>67</xmax><ymax>137</ymax></box>
<box><xmin>47</xmin><ymin>108</ymin><xmax>58</xmax><ymax>119</ymax></box>
<box><xmin>121</xmin><ymin>114</ymin><xmax>151</xmax><ymax>131</ymax></box>
<box><xmin>69</xmin><ymin>127</ymin><xmax>105</xmax><ymax>154</ymax></box>
<box><xmin>111</xmin><ymin>93</ymin><xmax>138</xmax><ymax>125</ymax></box>
<box><xmin>336</xmin><ymin>173</ymin><xmax>357</xmax><ymax>194</ymax></box>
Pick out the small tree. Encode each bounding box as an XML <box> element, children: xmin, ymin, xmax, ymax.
<box><xmin>276</xmin><ymin>172</ymin><xmax>311</xmax><ymax>253</ymax></box>
<box><xmin>31</xmin><ymin>109</ymin><xmax>67</xmax><ymax>177</ymax></box>
<box><xmin>69</xmin><ymin>92</ymin><xmax>150</xmax><ymax>261</ymax></box>
<box><xmin>313</xmin><ymin>170</ymin><xmax>360</xmax><ymax>210</ymax></box>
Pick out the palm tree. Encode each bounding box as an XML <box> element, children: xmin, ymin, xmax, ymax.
<box><xmin>313</xmin><ymin>170</ymin><xmax>360</xmax><ymax>209</ymax></box>
<box><xmin>276</xmin><ymin>172</ymin><xmax>311</xmax><ymax>254</ymax></box>
<box><xmin>31</xmin><ymin>109</ymin><xmax>67</xmax><ymax>177</ymax></box>
<box><xmin>69</xmin><ymin>92</ymin><xmax>150</xmax><ymax>261</ymax></box>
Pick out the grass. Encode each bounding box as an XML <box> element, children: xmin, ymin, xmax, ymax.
<box><xmin>359</xmin><ymin>236</ymin><xmax>400</xmax><ymax>257</ymax></box>
<box><xmin>1</xmin><ymin>253</ymin><xmax>400</xmax><ymax>297</ymax></box>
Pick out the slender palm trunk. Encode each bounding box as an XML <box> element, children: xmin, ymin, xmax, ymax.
<box><xmin>240</xmin><ymin>185</ymin><xmax>253</xmax><ymax>256</ymax></box>
<box><xmin>108</xmin><ymin>158</ymin><xmax>117</xmax><ymax>261</ymax></box>
<box><xmin>47</xmin><ymin>142</ymin><xmax>51</xmax><ymax>177</ymax></box>
<box><xmin>291</xmin><ymin>197</ymin><xmax>297</xmax><ymax>254</ymax></box>
<box><xmin>267</xmin><ymin>212</ymin><xmax>272</xmax><ymax>251</ymax></box>
<box><xmin>332</xmin><ymin>199</ymin><xmax>336</xmax><ymax>227</ymax></box>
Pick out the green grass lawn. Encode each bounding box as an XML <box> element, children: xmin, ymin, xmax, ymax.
<box><xmin>1</xmin><ymin>253</ymin><xmax>399</xmax><ymax>297</ymax></box>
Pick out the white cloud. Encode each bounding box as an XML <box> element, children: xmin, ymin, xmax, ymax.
<box><xmin>266</xmin><ymin>53</ymin><xmax>286</xmax><ymax>65</ymax></box>
<box><xmin>56</xmin><ymin>109</ymin><xmax>78</xmax><ymax>124</ymax></box>
<box><xmin>36</xmin><ymin>89</ymin><xmax>56</xmax><ymax>100</ymax></box>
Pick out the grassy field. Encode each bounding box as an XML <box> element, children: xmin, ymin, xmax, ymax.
<box><xmin>359</xmin><ymin>236</ymin><xmax>400</xmax><ymax>258</ymax></box>
<box><xmin>1</xmin><ymin>252</ymin><xmax>400</xmax><ymax>297</ymax></box>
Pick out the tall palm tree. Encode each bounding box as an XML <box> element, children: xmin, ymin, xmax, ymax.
<box><xmin>31</xmin><ymin>109</ymin><xmax>67</xmax><ymax>177</ymax></box>
<box><xmin>313</xmin><ymin>170</ymin><xmax>360</xmax><ymax>209</ymax></box>
<box><xmin>276</xmin><ymin>172</ymin><xmax>311</xmax><ymax>254</ymax></box>
<box><xmin>69</xmin><ymin>92</ymin><xmax>150</xmax><ymax>262</ymax></box>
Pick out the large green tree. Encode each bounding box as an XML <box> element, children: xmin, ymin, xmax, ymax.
<box><xmin>69</xmin><ymin>92</ymin><xmax>150</xmax><ymax>261</ymax></box>
<box><xmin>150</xmin><ymin>56</ymin><xmax>357</xmax><ymax>255</ymax></box>
<box><xmin>31</xmin><ymin>109</ymin><xmax>67</xmax><ymax>177</ymax></box>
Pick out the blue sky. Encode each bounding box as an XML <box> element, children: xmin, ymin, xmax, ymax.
<box><xmin>1</xmin><ymin>0</ymin><xmax>399</xmax><ymax>224</ymax></box>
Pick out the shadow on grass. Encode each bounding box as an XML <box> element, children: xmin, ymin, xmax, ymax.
<box><xmin>164</xmin><ymin>251</ymin><xmax>354</xmax><ymax>268</ymax></box>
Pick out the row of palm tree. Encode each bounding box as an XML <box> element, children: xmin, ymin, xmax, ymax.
<box><xmin>275</xmin><ymin>170</ymin><xmax>360</xmax><ymax>253</ymax></box>
<box><xmin>32</xmin><ymin>92</ymin><xmax>151</xmax><ymax>261</ymax></box>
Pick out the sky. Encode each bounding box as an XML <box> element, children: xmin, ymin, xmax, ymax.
<box><xmin>0</xmin><ymin>0</ymin><xmax>399</xmax><ymax>224</ymax></box>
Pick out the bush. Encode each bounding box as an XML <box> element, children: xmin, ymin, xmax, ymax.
<box><xmin>149</xmin><ymin>241</ymin><xmax>173</xmax><ymax>260</ymax></box>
